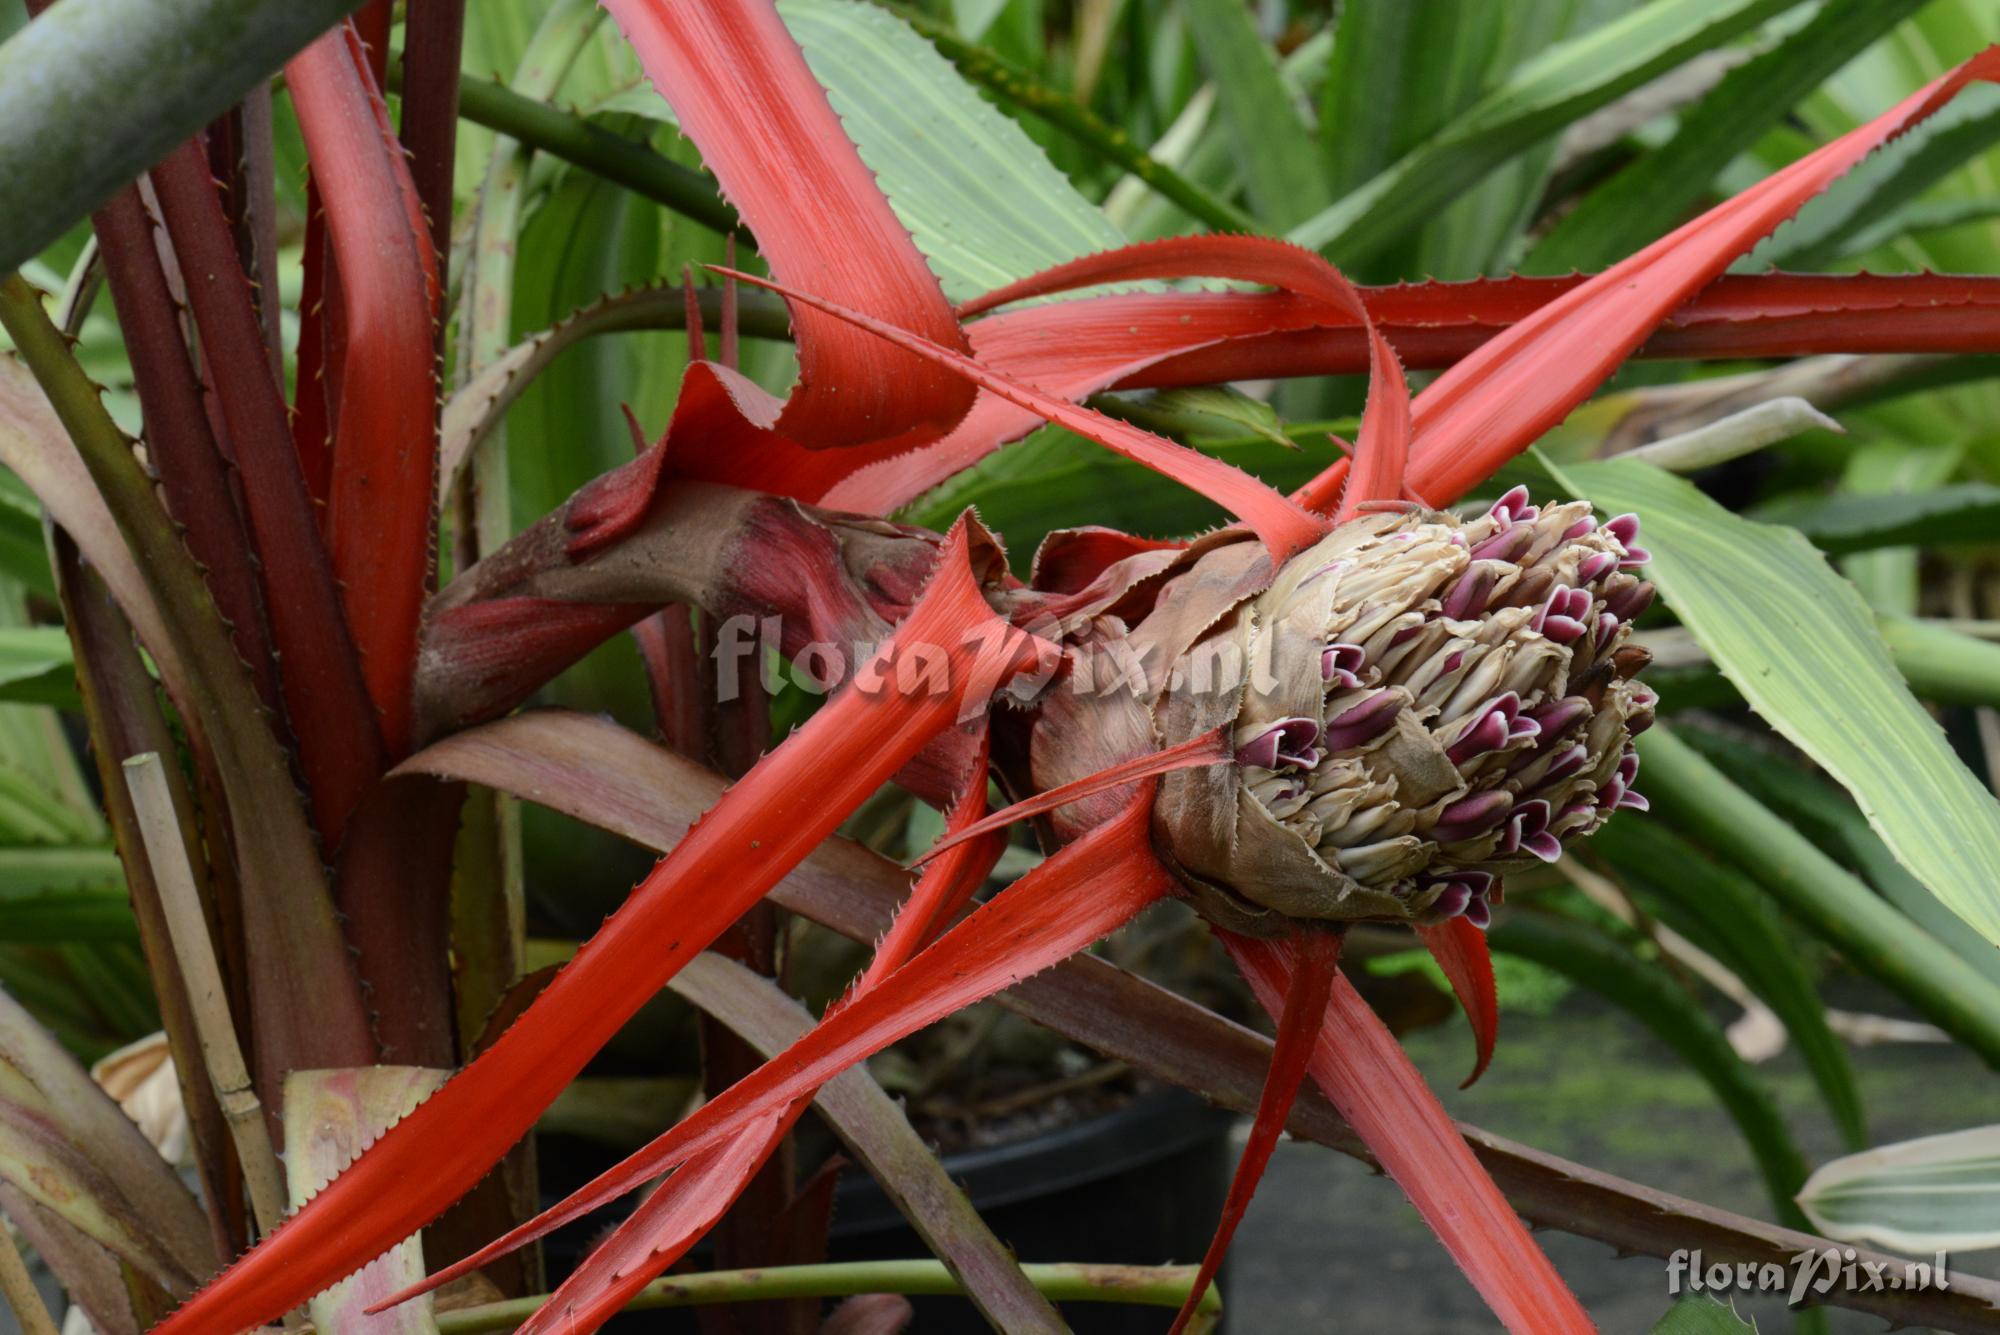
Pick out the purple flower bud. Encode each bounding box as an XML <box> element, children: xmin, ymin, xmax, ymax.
<box><xmin>1529</xmin><ymin>696</ymin><xmax>1591</xmax><ymax>737</ymax></box>
<box><xmin>1237</xmin><ymin>716</ymin><xmax>1320</xmax><ymax>770</ymax></box>
<box><xmin>1604</xmin><ymin>513</ymin><xmax>1642</xmax><ymax>546</ymax></box>
<box><xmin>1463</xmin><ymin>895</ymin><xmax>1493</xmax><ymax>929</ymax></box>
<box><xmin>1538</xmin><ymin>742</ymin><xmax>1590</xmax><ymax>786</ymax></box>
<box><xmin>1562</xmin><ymin>516</ymin><xmax>1598</xmax><ymax>542</ymax></box>
<box><xmin>1534</xmin><ymin>586</ymin><xmax>1592</xmax><ymax>643</ymax></box>
<box><xmin>1470</xmin><ymin>525</ymin><xmax>1535</xmax><ymax>563</ymax></box>
<box><xmin>1604</xmin><ymin>580</ymin><xmax>1655</xmax><ymax>622</ymax></box>
<box><xmin>1447</xmin><ymin>692</ymin><xmax>1537</xmax><ymax>764</ymax></box>
<box><xmin>1443</xmin><ymin>564</ymin><xmax>1498</xmax><ymax>620</ymax></box>
<box><xmin>1432</xmin><ymin>790</ymin><xmax>1513</xmax><ymax>841</ymax></box>
<box><xmin>1323</xmin><ymin>694</ymin><xmax>1402</xmax><ymax>752</ymax></box>
<box><xmin>1322</xmin><ymin>642</ymin><xmax>1366</xmax><ymax>687</ymax></box>
<box><xmin>1502</xmin><ymin>799</ymin><xmax>1561</xmax><ymax>862</ymax></box>
<box><xmin>1488</xmin><ymin>485</ymin><xmax>1533</xmax><ymax>525</ymax></box>
<box><xmin>1616</xmin><ymin>788</ymin><xmax>1650</xmax><ymax>812</ymax></box>
<box><xmin>1619</xmin><ymin>545</ymin><xmax>1651</xmax><ymax>569</ymax></box>
<box><xmin>1577</xmin><ymin>551</ymin><xmax>1617</xmax><ymax>584</ymax></box>
<box><xmin>1429</xmin><ymin>881</ymin><xmax>1472</xmax><ymax>919</ymax></box>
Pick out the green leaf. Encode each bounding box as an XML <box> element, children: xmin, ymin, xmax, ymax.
<box><xmin>1550</xmin><ymin>453</ymin><xmax>2000</xmax><ymax>950</ymax></box>
<box><xmin>1490</xmin><ymin>910</ymin><xmax>1812</xmax><ymax>1230</ymax></box>
<box><xmin>0</xmin><ymin>0</ymin><xmax>356</xmax><ymax>275</ymax></box>
<box><xmin>902</xmin><ymin>420</ymin><xmax>1342</xmax><ymax>564</ymax></box>
<box><xmin>1651</xmin><ymin>1293</ymin><xmax>1757</xmax><ymax>1334</ymax></box>
<box><xmin>0</xmin><ymin>627</ymin><xmax>76</xmax><ymax>709</ymax></box>
<box><xmin>780</xmin><ymin>0</ymin><xmax>1125</xmax><ymax>302</ymax></box>
<box><xmin>1131</xmin><ymin>386</ymin><xmax>1294</xmax><ymax>449</ymax></box>
<box><xmin>1289</xmin><ymin>0</ymin><xmax>1796</xmax><ymax>263</ymax></box>
<box><xmin>1638</xmin><ymin>725</ymin><xmax>2000</xmax><ymax>1070</ymax></box>
<box><xmin>1797</xmin><ymin>1124</ymin><xmax>2000</xmax><ymax>1252</ymax></box>
<box><xmin>1676</xmin><ymin>723</ymin><xmax>2000</xmax><ymax>990</ymax></box>
<box><xmin>1180</xmin><ymin>0</ymin><xmax>1327</xmax><ymax>230</ymax></box>
<box><xmin>1592</xmin><ymin>817</ymin><xmax>1867</xmax><ymax>1150</ymax></box>
<box><xmin>1321</xmin><ymin>0</ymin><xmax>1590</xmax><ymax>280</ymax></box>
<box><xmin>0</xmin><ymin>847</ymin><xmax>133</xmax><ymax>942</ymax></box>
<box><xmin>1751</xmin><ymin>482</ymin><xmax>2000</xmax><ymax>555</ymax></box>
<box><xmin>283</xmin><ymin>1066</ymin><xmax>448</xmax><ymax>1335</ymax></box>
<box><xmin>1759</xmin><ymin>84</ymin><xmax>2000</xmax><ymax>269</ymax></box>
<box><xmin>1833</xmin><ymin>440</ymin><xmax>1961</xmax><ymax>616</ymax></box>
<box><xmin>1529</xmin><ymin>0</ymin><xmax>1929</xmax><ymax>272</ymax></box>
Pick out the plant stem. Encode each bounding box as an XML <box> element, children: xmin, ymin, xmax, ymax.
<box><xmin>415</xmin><ymin>68</ymin><xmax>746</xmax><ymax>240</ymax></box>
<box><xmin>0</xmin><ymin>1221</ymin><xmax>59</xmax><ymax>1335</ymax></box>
<box><xmin>1640</xmin><ymin>725</ymin><xmax>2000</xmax><ymax>1070</ymax></box>
<box><xmin>871</xmin><ymin>2</ymin><xmax>1255</xmax><ymax>234</ymax></box>
<box><xmin>432</xmin><ymin>1261</ymin><xmax>1222</xmax><ymax>1334</ymax></box>
<box><xmin>121</xmin><ymin>753</ymin><xmax>288</xmax><ymax>1239</ymax></box>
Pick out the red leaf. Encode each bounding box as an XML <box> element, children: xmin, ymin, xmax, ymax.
<box><xmin>147</xmin><ymin>521</ymin><xmax>1044</xmax><ymax>1335</ymax></box>
<box><xmin>863</xmin><ymin>730</ymin><xmax>1002</xmax><ymax>981</ymax></box>
<box><xmin>1225</xmin><ymin>935</ymin><xmax>1591</xmax><ymax>1333</ymax></box>
<box><xmin>948</xmin><ymin>236</ymin><xmax>1410</xmax><ymax>519</ymax></box>
<box><xmin>287</xmin><ymin>23</ymin><xmax>442</xmax><ymax>754</ymax></box>
<box><xmin>909</xmin><ymin>726</ymin><xmax>1230</xmax><ymax>869</ymax></box>
<box><xmin>509</xmin><ymin>1110</ymin><xmax>794</xmax><ymax>1335</ymax></box>
<box><xmin>1296</xmin><ymin>47</ymin><xmax>2000</xmax><ymax>512</ymax></box>
<box><xmin>378</xmin><ymin>790</ymin><xmax>1173</xmax><ymax>1307</ymax></box>
<box><xmin>1169</xmin><ymin>927</ymin><xmax>1340</xmax><ymax>1335</ymax></box>
<box><xmin>1416</xmin><ymin>917</ymin><xmax>1499</xmax><ymax>1088</ymax></box>
<box><xmin>714</xmin><ymin>266</ymin><xmax>1330</xmax><ymax>562</ymax></box>
<box><xmin>605</xmin><ymin>0</ymin><xmax>972</xmax><ymax>448</ymax></box>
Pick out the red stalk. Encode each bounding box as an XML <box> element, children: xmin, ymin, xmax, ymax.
<box><xmin>398</xmin><ymin>0</ymin><xmax>468</xmax><ymax>322</ymax></box>
<box><xmin>88</xmin><ymin>189</ymin><xmax>280</xmax><ymax>717</ymax></box>
<box><xmin>149</xmin><ymin>522</ymin><xmax>1046</xmax><ymax>1335</ymax></box>
<box><xmin>1225</xmin><ymin>934</ymin><xmax>1593</xmax><ymax>1333</ymax></box>
<box><xmin>1416</xmin><ymin>917</ymin><xmax>1500</xmax><ymax>1088</ymax></box>
<box><xmin>1168</xmin><ymin>926</ymin><xmax>1341</xmax><ymax>1335</ymax></box>
<box><xmin>147</xmin><ymin>142</ymin><xmax>386</xmax><ymax>848</ymax></box>
<box><xmin>286</xmin><ymin>22</ymin><xmax>443</xmax><ymax>755</ymax></box>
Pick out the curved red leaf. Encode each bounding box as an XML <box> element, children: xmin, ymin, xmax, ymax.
<box><xmin>287</xmin><ymin>22</ymin><xmax>441</xmax><ymax>754</ymax></box>
<box><xmin>1416</xmin><ymin>917</ymin><xmax>1500</xmax><ymax>1088</ymax></box>
<box><xmin>714</xmin><ymin>266</ymin><xmax>1330</xmax><ymax>561</ymax></box>
<box><xmin>948</xmin><ymin>236</ymin><xmax>1410</xmax><ymax>517</ymax></box>
<box><xmin>1168</xmin><ymin>926</ymin><xmax>1341</xmax><ymax>1335</ymax></box>
<box><xmin>1224</xmin><ymin>934</ymin><xmax>1591</xmax><ymax>1333</ymax></box>
<box><xmin>606</xmin><ymin>0</ymin><xmax>971</xmax><ymax>449</ymax></box>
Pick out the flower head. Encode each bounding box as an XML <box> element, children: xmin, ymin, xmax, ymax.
<box><xmin>1149</xmin><ymin>488</ymin><xmax>1654</xmax><ymax>933</ymax></box>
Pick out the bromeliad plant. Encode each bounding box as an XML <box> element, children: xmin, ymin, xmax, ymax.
<box><xmin>5</xmin><ymin>1</ymin><xmax>2000</xmax><ymax>1332</ymax></box>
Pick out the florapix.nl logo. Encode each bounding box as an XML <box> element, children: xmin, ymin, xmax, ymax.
<box><xmin>1668</xmin><ymin>1248</ymin><xmax>1951</xmax><ymax>1305</ymax></box>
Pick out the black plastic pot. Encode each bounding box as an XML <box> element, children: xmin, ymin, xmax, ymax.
<box><xmin>547</xmin><ymin>1085</ymin><xmax>1239</xmax><ymax>1333</ymax></box>
<box><xmin>826</xmin><ymin>1085</ymin><xmax>1238</xmax><ymax>1333</ymax></box>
